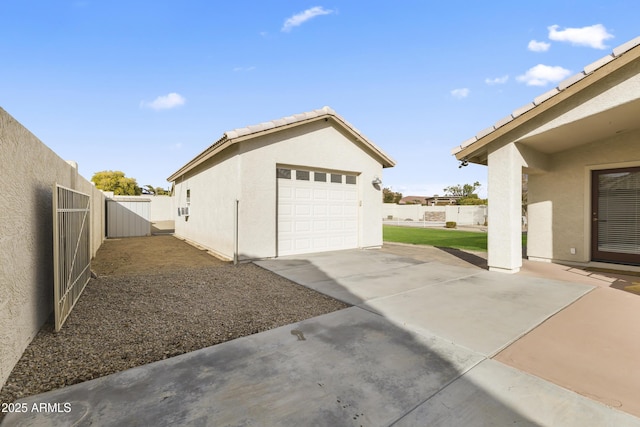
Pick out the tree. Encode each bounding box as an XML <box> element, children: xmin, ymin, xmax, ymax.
<box><xmin>142</xmin><ymin>185</ymin><xmax>170</xmax><ymax>196</ymax></box>
<box><xmin>444</xmin><ymin>181</ymin><xmax>487</xmax><ymax>205</ymax></box>
<box><xmin>382</xmin><ymin>187</ymin><xmax>403</xmax><ymax>203</ymax></box>
<box><xmin>443</xmin><ymin>181</ymin><xmax>481</xmax><ymax>197</ymax></box>
<box><xmin>91</xmin><ymin>170</ymin><xmax>142</xmax><ymax>195</ymax></box>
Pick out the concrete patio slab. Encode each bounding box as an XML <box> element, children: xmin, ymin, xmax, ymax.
<box><xmin>363</xmin><ymin>272</ymin><xmax>593</xmax><ymax>356</ymax></box>
<box><xmin>381</xmin><ymin>242</ymin><xmax>488</xmax><ymax>269</ymax></box>
<box><xmin>495</xmin><ymin>286</ymin><xmax>640</xmax><ymax>418</ymax></box>
<box><xmin>257</xmin><ymin>259</ymin><xmax>481</xmax><ymax>306</ymax></box>
<box><xmin>256</xmin><ymin>250</ymin><xmax>482</xmax><ymax>306</ymax></box>
<box><xmin>255</xmin><ymin>249</ymin><xmax>424</xmax><ymax>285</ymax></box>
<box><xmin>2</xmin><ymin>307</ymin><xmax>483</xmax><ymax>427</ymax></box>
<box><xmin>396</xmin><ymin>359</ymin><xmax>640</xmax><ymax>427</ymax></box>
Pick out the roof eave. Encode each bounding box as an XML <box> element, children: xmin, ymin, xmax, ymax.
<box><xmin>167</xmin><ymin>111</ymin><xmax>396</xmax><ymax>182</ymax></box>
<box><xmin>453</xmin><ymin>38</ymin><xmax>640</xmax><ymax>163</ymax></box>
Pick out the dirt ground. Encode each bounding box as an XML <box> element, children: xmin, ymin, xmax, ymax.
<box><xmin>91</xmin><ymin>234</ymin><xmax>228</xmax><ymax>276</ymax></box>
<box><xmin>0</xmin><ymin>235</ymin><xmax>348</xmax><ymax>410</ymax></box>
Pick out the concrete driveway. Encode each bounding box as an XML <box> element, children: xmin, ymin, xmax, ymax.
<box><xmin>3</xmin><ymin>246</ymin><xmax>640</xmax><ymax>426</ymax></box>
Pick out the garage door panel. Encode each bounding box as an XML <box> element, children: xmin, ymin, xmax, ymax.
<box><xmin>295</xmin><ymin>188</ymin><xmax>312</xmax><ymax>199</ymax></box>
<box><xmin>295</xmin><ymin>221</ymin><xmax>312</xmax><ymax>232</ymax></box>
<box><xmin>278</xmin><ymin>168</ymin><xmax>358</xmax><ymax>256</ymax></box>
<box><xmin>295</xmin><ymin>204</ymin><xmax>312</xmax><ymax>216</ymax></box>
<box><xmin>279</xmin><ymin>239</ymin><xmax>293</xmax><ymax>252</ymax></box>
<box><xmin>329</xmin><ymin>220</ymin><xmax>344</xmax><ymax>231</ymax></box>
<box><xmin>313</xmin><ymin>220</ymin><xmax>328</xmax><ymax>231</ymax></box>
<box><xmin>344</xmin><ymin>220</ymin><xmax>358</xmax><ymax>231</ymax></box>
<box><xmin>313</xmin><ymin>205</ymin><xmax>327</xmax><ymax>215</ymax></box>
<box><xmin>295</xmin><ymin>239</ymin><xmax>311</xmax><ymax>251</ymax></box>
<box><xmin>312</xmin><ymin>237</ymin><xmax>328</xmax><ymax>249</ymax></box>
<box><xmin>344</xmin><ymin>205</ymin><xmax>358</xmax><ymax>216</ymax></box>
<box><xmin>313</xmin><ymin>189</ymin><xmax>328</xmax><ymax>199</ymax></box>
<box><xmin>279</xmin><ymin>221</ymin><xmax>293</xmax><ymax>233</ymax></box>
<box><xmin>329</xmin><ymin>190</ymin><xmax>344</xmax><ymax>201</ymax></box>
<box><xmin>278</xmin><ymin>203</ymin><xmax>293</xmax><ymax>216</ymax></box>
<box><xmin>279</xmin><ymin>187</ymin><xmax>293</xmax><ymax>199</ymax></box>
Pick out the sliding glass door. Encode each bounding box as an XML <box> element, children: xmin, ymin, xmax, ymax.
<box><xmin>591</xmin><ymin>167</ymin><xmax>640</xmax><ymax>265</ymax></box>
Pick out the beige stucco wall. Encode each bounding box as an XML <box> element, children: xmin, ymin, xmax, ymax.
<box><xmin>148</xmin><ymin>195</ymin><xmax>174</xmax><ymax>221</ymax></box>
<box><xmin>172</xmin><ymin>120</ymin><xmax>387</xmax><ymax>261</ymax></box>
<box><xmin>173</xmin><ymin>147</ymin><xmax>240</xmax><ymax>260</ymax></box>
<box><xmin>527</xmin><ymin>129</ymin><xmax>640</xmax><ymax>263</ymax></box>
<box><xmin>0</xmin><ymin>108</ymin><xmax>105</xmax><ymax>387</ymax></box>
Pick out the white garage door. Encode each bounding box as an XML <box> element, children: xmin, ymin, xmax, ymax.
<box><xmin>278</xmin><ymin>167</ymin><xmax>358</xmax><ymax>256</ymax></box>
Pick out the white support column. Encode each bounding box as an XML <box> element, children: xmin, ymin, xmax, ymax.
<box><xmin>487</xmin><ymin>143</ymin><xmax>524</xmax><ymax>273</ymax></box>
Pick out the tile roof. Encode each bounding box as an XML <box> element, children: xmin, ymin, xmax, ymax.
<box><xmin>451</xmin><ymin>36</ymin><xmax>640</xmax><ymax>157</ymax></box>
<box><xmin>168</xmin><ymin>107</ymin><xmax>395</xmax><ymax>182</ymax></box>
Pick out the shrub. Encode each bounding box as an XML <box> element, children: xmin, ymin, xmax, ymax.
<box><xmin>445</xmin><ymin>221</ymin><xmax>457</xmax><ymax>229</ymax></box>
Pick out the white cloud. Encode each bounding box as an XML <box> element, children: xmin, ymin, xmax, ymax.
<box><xmin>450</xmin><ymin>88</ymin><xmax>470</xmax><ymax>99</ymax></box>
<box><xmin>282</xmin><ymin>6</ymin><xmax>333</xmax><ymax>32</ymax></box>
<box><xmin>140</xmin><ymin>93</ymin><xmax>186</xmax><ymax>110</ymax></box>
<box><xmin>548</xmin><ymin>24</ymin><xmax>613</xmax><ymax>49</ymax></box>
<box><xmin>485</xmin><ymin>75</ymin><xmax>509</xmax><ymax>85</ymax></box>
<box><xmin>233</xmin><ymin>66</ymin><xmax>256</xmax><ymax>72</ymax></box>
<box><xmin>528</xmin><ymin>40</ymin><xmax>550</xmax><ymax>52</ymax></box>
<box><xmin>516</xmin><ymin>64</ymin><xmax>571</xmax><ymax>86</ymax></box>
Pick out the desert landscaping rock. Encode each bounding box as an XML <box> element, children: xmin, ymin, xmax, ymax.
<box><xmin>0</xmin><ymin>236</ymin><xmax>348</xmax><ymax>408</ymax></box>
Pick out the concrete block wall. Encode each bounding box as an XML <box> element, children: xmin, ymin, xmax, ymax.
<box><xmin>0</xmin><ymin>107</ymin><xmax>105</xmax><ymax>388</ymax></box>
<box><xmin>382</xmin><ymin>204</ymin><xmax>487</xmax><ymax>225</ymax></box>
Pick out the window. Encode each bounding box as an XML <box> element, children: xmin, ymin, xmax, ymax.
<box><xmin>296</xmin><ymin>170</ymin><xmax>310</xmax><ymax>180</ymax></box>
<box><xmin>314</xmin><ymin>172</ymin><xmax>326</xmax><ymax>182</ymax></box>
<box><xmin>276</xmin><ymin>168</ymin><xmax>291</xmax><ymax>179</ymax></box>
<box><xmin>345</xmin><ymin>175</ymin><xmax>356</xmax><ymax>185</ymax></box>
<box><xmin>331</xmin><ymin>174</ymin><xmax>342</xmax><ymax>183</ymax></box>
<box><xmin>186</xmin><ymin>189</ymin><xmax>191</xmax><ymax>203</ymax></box>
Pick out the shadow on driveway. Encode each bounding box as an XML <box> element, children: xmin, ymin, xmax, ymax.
<box><xmin>4</xmin><ymin>249</ymin><xmax>638</xmax><ymax>426</ymax></box>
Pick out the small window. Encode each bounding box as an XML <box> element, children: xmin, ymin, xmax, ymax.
<box><xmin>276</xmin><ymin>168</ymin><xmax>291</xmax><ymax>179</ymax></box>
<box><xmin>331</xmin><ymin>174</ymin><xmax>342</xmax><ymax>183</ymax></box>
<box><xmin>296</xmin><ymin>170</ymin><xmax>310</xmax><ymax>180</ymax></box>
<box><xmin>314</xmin><ymin>172</ymin><xmax>326</xmax><ymax>182</ymax></box>
<box><xmin>186</xmin><ymin>189</ymin><xmax>191</xmax><ymax>203</ymax></box>
<box><xmin>345</xmin><ymin>175</ymin><xmax>356</xmax><ymax>185</ymax></box>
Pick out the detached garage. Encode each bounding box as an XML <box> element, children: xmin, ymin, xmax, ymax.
<box><xmin>167</xmin><ymin>107</ymin><xmax>395</xmax><ymax>261</ymax></box>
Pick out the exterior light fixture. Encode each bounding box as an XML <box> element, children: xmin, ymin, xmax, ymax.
<box><xmin>372</xmin><ymin>176</ymin><xmax>382</xmax><ymax>186</ymax></box>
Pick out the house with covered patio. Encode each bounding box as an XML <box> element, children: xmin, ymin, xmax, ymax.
<box><xmin>452</xmin><ymin>36</ymin><xmax>640</xmax><ymax>273</ymax></box>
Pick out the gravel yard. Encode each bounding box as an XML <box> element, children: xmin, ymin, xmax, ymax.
<box><xmin>0</xmin><ymin>235</ymin><xmax>348</xmax><ymax>407</ymax></box>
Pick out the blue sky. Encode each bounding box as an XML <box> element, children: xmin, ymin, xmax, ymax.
<box><xmin>2</xmin><ymin>1</ymin><xmax>638</xmax><ymax>197</ymax></box>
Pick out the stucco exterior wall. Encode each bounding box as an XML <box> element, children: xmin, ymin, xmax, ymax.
<box><xmin>527</xmin><ymin>129</ymin><xmax>640</xmax><ymax>263</ymax></box>
<box><xmin>235</xmin><ymin>120</ymin><xmax>384</xmax><ymax>260</ymax></box>
<box><xmin>0</xmin><ymin>108</ymin><xmax>105</xmax><ymax>388</ymax></box>
<box><xmin>173</xmin><ymin>147</ymin><xmax>240</xmax><ymax>260</ymax></box>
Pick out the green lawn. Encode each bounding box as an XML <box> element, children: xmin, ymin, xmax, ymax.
<box><xmin>383</xmin><ymin>226</ymin><xmax>487</xmax><ymax>251</ymax></box>
<box><xmin>383</xmin><ymin>225</ymin><xmax>527</xmax><ymax>252</ymax></box>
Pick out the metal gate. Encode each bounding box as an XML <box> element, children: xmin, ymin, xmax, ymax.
<box><xmin>53</xmin><ymin>185</ymin><xmax>92</xmax><ymax>331</ymax></box>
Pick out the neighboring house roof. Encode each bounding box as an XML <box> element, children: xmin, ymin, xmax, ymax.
<box><xmin>452</xmin><ymin>36</ymin><xmax>640</xmax><ymax>164</ymax></box>
<box><xmin>167</xmin><ymin>106</ymin><xmax>396</xmax><ymax>182</ymax></box>
<box><xmin>398</xmin><ymin>196</ymin><xmax>428</xmax><ymax>204</ymax></box>
<box><xmin>398</xmin><ymin>195</ymin><xmax>461</xmax><ymax>204</ymax></box>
